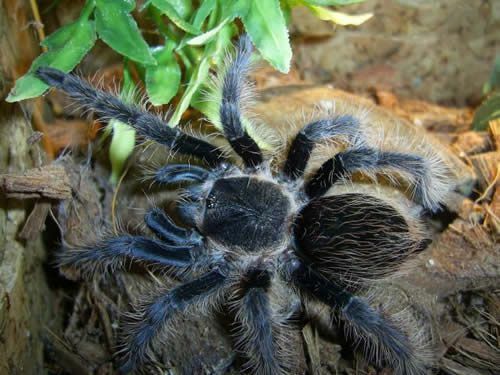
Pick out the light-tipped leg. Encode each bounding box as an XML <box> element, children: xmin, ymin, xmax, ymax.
<box><xmin>118</xmin><ymin>269</ymin><xmax>227</xmax><ymax>373</ymax></box>
<box><xmin>281</xmin><ymin>256</ymin><xmax>426</xmax><ymax>375</ymax></box>
<box><xmin>59</xmin><ymin>236</ymin><xmax>194</xmax><ymax>277</ymax></box>
<box><xmin>305</xmin><ymin>147</ymin><xmax>446</xmax><ymax>211</ymax></box>
<box><xmin>219</xmin><ymin>35</ymin><xmax>263</xmax><ymax>168</ymax></box>
<box><xmin>36</xmin><ymin>67</ymin><xmax>225</xmax><ymax>166</ymax></box>
<box><xmin>233</xmin><ymin>268</ymin><xmax>286</xmax><ymax>375</ymax></box>
<box><xmin>283</xmin><ymin>115</ymin><xmax>361</xmax><ymax>179</ymax></box>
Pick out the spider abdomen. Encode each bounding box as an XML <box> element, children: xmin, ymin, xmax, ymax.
<box><xmin>201</xmin><ymin>177</ymin><xmax>292</xmax><ymax>252</ymax></box>
<box><xmin>294</xmin><ymin>193</ymin><xmax>426</xmax><ymax>284</ymax></box>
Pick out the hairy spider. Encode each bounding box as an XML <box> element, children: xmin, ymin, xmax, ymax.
<box><xmin>36</xmin><ymin>35</ymin><xmax>451</xmax><ymax>374</ymax></box>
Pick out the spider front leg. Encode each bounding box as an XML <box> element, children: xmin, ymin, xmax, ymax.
<box><xmin>145</xmin><ymin>208</ymin><xmax>203</xmax><ymax>246</ymax></box>
<box><xmin>219</xmin><ymin>35</ymin><xmax>263</xmax><ymax>168</ymax></box>
<box><xmin>58</xmin><ymin>235</ymin><xmax>194</xmax><ymax>277</ymax></box>
<box><xmin>283</xmin><ymin>115</ymin><xmax>361</xmax><ymax>179</ymax></box>
<box><xmin>305</xmin><ymin>147</ymin><xmax>447</xmax><ymax>211</ymax></box>
<box><xmin>35</xmin><ymin>68</ymin><xmax>225</xmax><ymax>166</ymax></box>
<box><xmin>119</xmin><ymin>268</ymin><xmax>228</xmax><ymax>374</ymax></box>
<box><xmin>281</xmin><ymin>256</ymin><xmax>426</xmax><ymax>375</ymax></box>
<box><xmin>59</xmin><ymin>210</ymin><xmax>204</xmax><ymax>276</ymax></box>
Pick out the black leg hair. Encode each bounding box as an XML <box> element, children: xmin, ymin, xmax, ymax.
<box><xmin>144</xmin><ymin>208</ymin><xmax>203</xmax><ymax>246</ymax></box>
<box><xmin>58</xmin><ymin>236</ymin><xmax>193</xmax><ymax>276</ymax></box>
<box><xmin>233</xmin><ymin>269</ymin><xmax>285</xmax><ymax>375</ymax></box>
<box><xmin>282</xmin><ymin>256</ymin><xmax>422</xmax><ymax>374</ymax></box>
<box><xmin>283</xmin><ymin>115</ymin><xmax>360</xmax><ymax>179</ymax></box>
<box><xmin>305</xmin><ymin>147</ymin><xmax>440</xmax><ymax>211</ymax></box>
<box><xmin>220</xmin><ymin>35</ymin><xmax>263</xmax><ymax>168</ymax></box>
<box><xmin>119</xmin><ymin>269</ymin><xmax>227</xmax><ymax>374</ymax></box>
<box><xmin>154</xmin><ymin>164</ymin><xmax>209</xmax><ymax>185</ymax></box>
<box><xmin>35</xmin><ymin>67</ymin><xmax>225</xmax><ymax>166</ymax></box>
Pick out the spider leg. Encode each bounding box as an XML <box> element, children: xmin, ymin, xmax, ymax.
<box><xmin>282</xmin><ymin>256</ymin><xmax>423</xmax><ymax>374</ymax></box>
<box><xmin>154</xmin><ymin>164</ymin><xmax>209</xmax><ymax>185</ymax></box>
<box><xmin>232</xmin><ymin>268</ymin><xmax>285</xmax><ymax>375</ymax></box>
<box><xmin>119</xmin><ymin>269</ymin><xmax>227</xmax><ymax>374</ymax></box>
<box><xmin>283</xmin><ymin>115</ymin><xmax>360</xmax><ymax>179</ymax></box>
<box><xmin>305</xmin><ymin>147</ymin><xmax>443</xmax><ymax>211</ymax></box>
<box><xmin>219</xmin><ymin>35</ymin><xmax>263</xmax><ymax>168</ymax></box>
<box><xmin>35</xmin><ymin>67</ymin><xmax>225</xmax><ymax>166</ymax></box>
<box><xmin>58</xmin><ymin>235</ymin><xmax>194</xmax><ymax>276</ymax></box>
<box><xmin>144</xmin><ymin>208</ymin><xmax>202</xmax><ymax>246</ymax></box>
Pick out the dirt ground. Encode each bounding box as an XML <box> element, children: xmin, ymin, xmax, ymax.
<box><xmin>0</xmin><ymin>1</ymin><xmax>499</xmax><ymax>374</ymax></box>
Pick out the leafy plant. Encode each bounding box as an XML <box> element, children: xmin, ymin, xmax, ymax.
<box><xmin>6</xmin><ymin>0</ymin><xmax>371</xmax><ymax>181</ymax></box>
<box><xmin>473</xmin><ymin>55</ymin><xmax>500</xmax><ymax>131</ymax></box>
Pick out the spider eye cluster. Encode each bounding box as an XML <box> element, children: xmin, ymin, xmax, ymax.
<box><xmin>205</xmin><ymin>193</ymin><xmax>217</xmax><ymax>209</ymax></box>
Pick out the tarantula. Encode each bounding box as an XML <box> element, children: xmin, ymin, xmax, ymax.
<box><xmin>36</xmin><ymin>35</ymin><xmax>450</xmax><ymax>374</ymax></box>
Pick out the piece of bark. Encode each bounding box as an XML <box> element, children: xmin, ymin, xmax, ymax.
<box><xmin>18</xmin><ymin>201</ymin><xmax>51</xmax><ymax>240</ymax></box>
<box><xmin>469</xmin><ymin>151</ymin><xmax>500</xmax><ymax>191</ymax></box>
<box><xmin>0</xmin><ymin>163</ymin><xmax>71</xmax><ymax>200</ymax></box>
<box><xmin>452</xmin><ymin>131</ymin><xmax>491</xmax><ymax>156</ymax></box>
<box><xmin>373</xmin><ymin>89</ymin><xmax>474</xmax><ymax>134</ymax></box>
<box><xmin>425</xmin><ymin>220</ymin><xmax>498</xmax><ymax>279</ymax></box>
<box><xmin>454</xmin><ymin>337</ymin><xmax>500</xmax><ymax>366</ymax></box>
<box><xmin>484</xmin><ymin>185</ymin><xmax>500</xmax><ymax>234</ymax></box>
<box><xmin>489</xmin><ymin>119</ymin><xmax>500</xmax><ymax>150</ymax></box>
<box><xmin>441</xmin><ymin>358</ymin><xmax>484</xmax><ymax>375</ymax></box>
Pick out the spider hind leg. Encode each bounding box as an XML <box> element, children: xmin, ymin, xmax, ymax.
<box><xmin>283</xmin><ymin>257</ymin><xmax>428</xmax><ymax>374</ymax></box>
<box><xmin>119</xmin><ymin>269</ymin><xmax>227</xmax><ymax>374</ymax></box>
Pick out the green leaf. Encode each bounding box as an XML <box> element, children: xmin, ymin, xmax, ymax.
<box><xmin>6</xmin><ymin>20</ymin><xmax>96</xmax><ymax>102</ymax></box>
<box><xmin>191</xmin><ymin>0</ymin><xmax>216</xmax><ymax>29</ymax></box>
<box><xmin>190</xmin><ymin>23</ymin><xmax>236</xmax><ymax>116</ymax></box>
<box><xmin>472</xmin><ymin>92</ymin><xmax>500</xmax><ymax>131</ymax></box>
<box><xmin>205</xmin><ymin>22</ymin><xmax>236</xmax><ymax>65</ymax></box>
<box><xmin>307</xmin><ymin>4</ymin><xmax>372</xmax><ymax>25</ymax></box>
<box><xmin>145</xmin><ymin>42</ymin><xmax>181</xmax><ymax>105</ymax></box>
<box><xmin>151</xmin><ymin>0</ymin><xmax>200</xmax><ymax>34</ymax></box>
<box><xmin>281</xmin><ymin>0</ymin><xmax>293</xmax><ymax>25</ymax></box>
<box><xmin>240</xmin><ymin>0</ymin><xmax>292</xmax><ymax>73</ymax></box>
<box><xmin>302</xmin><ymin>0</ymin><xmax>366</xmax><ymax>5</ymax></box>
<box><xmin>109</xmin><ymin>119</ymin><xmax>136</xmax><ymax>184</ymax></box>
<box><xmin>221</xmin><ymin>0</ymin><xmax>250</xmax><ymax>20</ymax></box>
<box><xmin>167</xmin><ymin>0</ymin><xmax>193</xmax><ymax>19</ymax></box>
<box><xmin>483</xmin><ymin>55</ymin><xmax>500</xmax><ymax>95</ymax></box>
<box><xmin>95</xmin><ymin>0</ymin><xmax>156</xmax><ymax>65</ymax></box>
<box><xmin>186</xmin><ymin>18</ymin><xmax>230</xmax><ymax>46</ymax></box>
<box><xmin>169</xmin><ymin>55</ymin><xmax>210</xmax><ymax>125</ymax></box>
<box><xmin>108</xmin><ymin>66</ymin><xmax>136</xmax><ymax>184</ymax></box>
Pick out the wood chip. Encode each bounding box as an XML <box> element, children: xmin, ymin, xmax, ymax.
<box><xmin>18</xmin><ymin>201</ymin><xmax>51</xmax><ymax>240</ymax></box>
<box><xmin>0</xmin><ymin>163</ymin><xmax>72</xmax><ymax>200</ymax></box>
<box><xmin>489</xmin><ymin>119</ymin><xmax>500</xmax><ymax>150</ymax></box>
<box><xmin>455</xmin><ymin>337</ymin><xmax>500</xmax><ymax>365</ymax></box>
<box><xmin>469</xmin><ymin>152</ymin><xmax>500</xmax><ymax>191</ymax></box>
<box><xmin>485</xmin><ymin>185</ymin><xmax>500</xmax><ymax>234</ymax></box>
<box><xmin>452</xmin><ymin>131</ymin><xmax>491</xmax><ymax>156</ymax></box>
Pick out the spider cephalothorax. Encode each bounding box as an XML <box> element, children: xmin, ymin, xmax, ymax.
<box><xmin>36</xmin><ymin>35</ymin><xmax>451</xmax><ymax>374</ymax></box>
